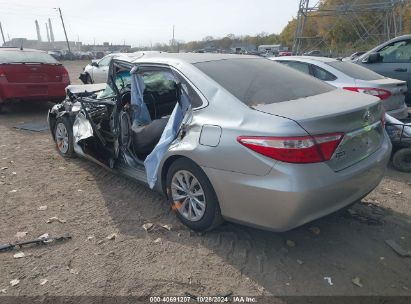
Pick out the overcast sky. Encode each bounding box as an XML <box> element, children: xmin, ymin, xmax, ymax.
<box><xmin>0</xmin><ymin>0</ymin><xmax>300</xmax><ymax>46</ymax></box>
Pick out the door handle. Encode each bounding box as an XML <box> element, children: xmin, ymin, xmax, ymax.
<box><xmin>394</xmin><ymin>68</ymin><xmax>407</xmax><ymax>72</ymax></box>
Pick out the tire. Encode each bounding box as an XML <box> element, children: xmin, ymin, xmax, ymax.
<box><xmin>392</xmin><ymin>148</ymin><xmax>411</xmax><ymax>172</ymax></box>
<box><xmin>54</xmin><ymin>116</ymin><xmax>75</xmax><ymax>158</ymax></box>
<box><xmin>166</xmin><ymin>158</ymin><xmax>224</xmax><ymax>231</ymax></box>
<box><xmin>85</xmin><ymin>74</ymin><xmax>93</xmax><ymax>84</ymax></box>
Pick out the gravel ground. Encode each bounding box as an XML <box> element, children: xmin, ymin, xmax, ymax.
<box><xmin>0</xmin><ymin>60</ymin><xmax>410</xmax><ymax>298</ymax></box>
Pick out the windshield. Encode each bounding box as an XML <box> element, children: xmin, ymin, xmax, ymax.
<box><xmin>96</xmin><ymin>71</ymin><xmax>132</xmax><ymax>99</ymax></box>
<box><xmin>194</xmin><ymin>58</ymin><xmax>334</xmax><ymax>106</ymax></box>
<box><xmin>0</xmin><ymin>50</ymin><xmax>58</xmax><ymax>64</ymax></box>
<box><xmin>326</xmin><ymin>61</ymin><xmax>384</xmax><ymax>80</ymax></box>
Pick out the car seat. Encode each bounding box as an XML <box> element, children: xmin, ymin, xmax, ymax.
<box><xmin>131</xmin><ymin>117</ymin><xmax>170</xmax><ymax>159</ymax></box>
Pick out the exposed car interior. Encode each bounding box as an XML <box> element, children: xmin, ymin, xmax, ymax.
<box><xmin>74</xmin><ymin>61</ymin><xmax>182</xmax><ymax>165</ymax></box>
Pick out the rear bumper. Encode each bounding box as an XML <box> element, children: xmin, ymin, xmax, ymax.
<box><xmin>386</xmin><ymin>103</ymin><xmax>409</xmax><ymax>120</ymax></box>
<box><xmin>203</xmin><ymin>133</ymin><xmax>391</xmax><ymax>232</ymax></box>
<box><xmin>0</xmin><ymin>82</ymin><xmax>69</xmax><ymax>103</ymax></box>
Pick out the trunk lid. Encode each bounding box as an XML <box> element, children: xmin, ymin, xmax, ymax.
<box><xmin>355</xmin><ymin>78</ymin><xmax>407</xmax><ymax>112</ymax></box>
<box><xmin>1</xmin><ymin>63</ymin><xmax>66</xmax><ymax>83</ymax></box>
<box><xmin>253</xmin><ymin>89</ymin><xmax>385</xmax><ymax>171</ymax></box>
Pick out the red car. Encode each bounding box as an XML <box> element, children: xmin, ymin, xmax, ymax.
<box><xmin>0</xmin><ymin>48</ymin><xmax>70</xmax><ymax>108</ymax></box>
<box><xmin>278</xmin><ymin>51</ymin><xmax>293</xmax><ymax>56</ymax></box>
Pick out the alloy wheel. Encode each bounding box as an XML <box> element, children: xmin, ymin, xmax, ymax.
<box><xmin>55</xmin><ymin>122</ymin><xmax>69</xmax><ymax>154</ymax></box>
<box><xmin>171</xmin><ymin>170</ymin><xmax>206</xmax><ymax>222</ymax></box>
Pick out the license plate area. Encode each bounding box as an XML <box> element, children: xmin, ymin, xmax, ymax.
<box><xmin>328</xmin><ymin>121</ymin><xmax>383</xmax><ymax>171</ymax></box>
<box><xmin>27</xmin><ymin>85</ymin><xmax>48</xmax><ymax>95</ymax></box>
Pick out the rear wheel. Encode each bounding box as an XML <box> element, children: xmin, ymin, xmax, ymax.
<box><xmin>166</xmin><ymin>158</ymin><xmax>223</xmax><ymax>231</ymax></box>
<box><xmin>54</xmin><ymin>116</ymin><xmax>75</xmax><ymax>158</ymax></box>
<box><xmin>392</xmin><ymin>148</ymin><xmax>411</xmax><ymax>172</ymax></box>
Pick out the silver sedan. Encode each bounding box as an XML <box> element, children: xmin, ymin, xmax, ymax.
<box><xmin>271</xmin><ymin>56</ymin><xmax>409</xmax><ymax>120</ymax></box>
<box><xmin>49</xmin><ymin>53</ymin><xmax>391</xmax><ymax>232</ymax></box>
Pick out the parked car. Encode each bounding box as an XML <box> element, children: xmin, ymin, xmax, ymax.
<box><xmin>303</xmin><ymin>50</ymin><xmax>323</xmax><ymax>56</ymax></box>
<box><xmin>271</xmin><ymin>56</ymin><xmax>409</xmax><ymax>120</ymax></box>
<box><xmin>279</xmin><ymin>51</ymin><xmax>293</xmax><ymax>56</ymax></box>
<box><xmin>47</xmin><ymin>49</ymin><xmax>76</xmax><ymax>61</ymax></box>
<box><xmin>48</xmin><ymin>53</ymin><xmax>390</xmax><ymax>232</ymax></box>
<box><xmin>79</xmin><ymin>53</ymin><xmax>123</xmax><ymax>84</ymax></box>
<box><xmin>342</xmin><ymin>51</ymin><xmax>366</xmax><ymax>61</ymax></box>
<box><xmin>354</xmin><ymin>35</ymin><xmax>411</xmax><ymax>106</ymax></box>
<box><xmin>79</xmin><ymin>52</ymin><xmax>162</xmax><ymax>84</ymax></box>
<box><xmin>0</xmin><ymin>48</ymin><xmax>70</xmax><ymax>111</ymax></box>
<box><xmin>385</xmin><ymin>115</ymin><xmax>411</xmax><ymax>172</ymax></box>
<box><xmin>48</xmin><ymin>50</ymin><xmax>64</xmax><ymax>61</ymax></box>
<box><xmin>73</xmin><ymin>51</ymin><xmax>93</xmax><ymax>60</ymax></box>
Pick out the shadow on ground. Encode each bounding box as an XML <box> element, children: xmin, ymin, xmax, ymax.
<box><xmin>74</xmin><ymin>155</ymin><xmax>411</xmax><ymax>296</ymax></box>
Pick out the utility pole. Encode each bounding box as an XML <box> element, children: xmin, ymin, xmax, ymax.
<box><xmin>172</xmin><ymin>25</ymin><xmax>175</xmax><ymax>52</ymax></box>
<box><xmin>55</xmin><ymin>8</ymin><xmax>71</xmax><ymax>53</ymax></box>
<box><xmin>46</xmin><ymin>23</ymin><xmax>50</xmax><ymax>43</ymax></box>
<box><xmin>48</xmin><ymin>18</ymin><xmax>55</xmax><ymax>42</ymax></box>
<box><xmin>398</xmin><ymin>0</ymin><xmax>405</xmax><ymax>35</ymax></box>
<box><xmin>0</xmin><ymin>22</ymin><xmax>5</xmax><ymax>45</ymax></box>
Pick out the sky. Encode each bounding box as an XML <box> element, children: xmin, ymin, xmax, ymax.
<box><xmin>0</xmin><ymin>0</ymin><xmax>300</xmax><ymax>47</ymax></box>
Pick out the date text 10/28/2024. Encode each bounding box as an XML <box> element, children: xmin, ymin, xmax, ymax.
<box><xmin>149</xmin><ymin>296</ymin><xmax>257</xmax><ymax>303</ymax></box>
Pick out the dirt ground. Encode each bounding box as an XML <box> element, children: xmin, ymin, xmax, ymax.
<box><xmin>0</xmin><ymin>60</ymin><xmax>411</xmax><ymax>299</ymax></box>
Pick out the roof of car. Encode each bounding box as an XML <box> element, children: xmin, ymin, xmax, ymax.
<box><xmin>0</xmin><ymin>48</ymin><xmax>46</xmax><ymax>53</ymax></box>
<box><xmin>271</xmin><ymin>56</ymin><xmax>338</xmax><ymax>63</ymax></box>
<box><xmin>389</xmin><ymin>34</ymin><xmax>411</xmax><ymax>42</ymax></box>
<box><xmin>115</xmin><ymin>52</ymin><xmax>259</xmax><ymax>64</ymax></box>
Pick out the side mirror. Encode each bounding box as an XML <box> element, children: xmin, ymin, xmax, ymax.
<box><xmin>91</xmin><ymin>61</ymin><xmax>99</xmax><ymax>67</ymax></box>
<box><xmin>363</xmin><ymin>52</ymin><xmax>381</xmax><ymax>64</ymax></box>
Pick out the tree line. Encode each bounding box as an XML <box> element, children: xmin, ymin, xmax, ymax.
<box><xmin>137</xmin><ymin>0</ymin><xmax>411</xmax><ymax>55</ymax></box>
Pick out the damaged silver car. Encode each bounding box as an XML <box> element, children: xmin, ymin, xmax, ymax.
<box><xmin>48</xmin><ymin>53</ymin><xmax>391</xmax><ymax>232</ymax></box>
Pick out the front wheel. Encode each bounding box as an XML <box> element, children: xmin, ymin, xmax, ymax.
<box><xmin>85</xmin><ymin>74</ymin><xmax>93</xmax><ymax>84</ymax></box>
<box><xmin>54</xmin><ymin>116</ymin><xmax>75</xmax><ymax>158</ymax></box>
<box><xmin>392</xmin><ymin>148</ymin><xmax>411</xmax><ymax>172</ymax></box>
<box><xmin>166</xmin><ymin>158</ymin><xmax>223</xmax><ymax>231</ymax></box>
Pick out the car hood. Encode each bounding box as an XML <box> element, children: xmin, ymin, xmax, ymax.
<box><xmin>66</xmin><ymin>83</ymin><xmax>107</xmax><ymax>95</ymax></box>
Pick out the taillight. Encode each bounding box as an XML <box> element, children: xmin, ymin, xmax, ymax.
<box><xmin>237</xmin><ymin>133</ymin><xmax>344</xmax><ymax>164</ymax></box>
<box><xmin>343</xmin><ymin>87</ymin><xmax>391</xmax><ymax>100</ymax></box>
<box><xmin>0</xmin><ymin>67</ymin><xmax>6</xmax><ymax>81</ymax></box>
<box><xmin>60</xmin><ymin>67</ymin><xmax>70</xmax><ymax>83</ymax></box>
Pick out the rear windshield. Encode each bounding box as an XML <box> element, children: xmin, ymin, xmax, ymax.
<box><xmin>0</xmin><ymin>50</ymin><xmax>58</xmax><ymax>64</ymax></box>
<box><xmin>326</xmin><ymin>61</ymin><xmax>384</xmax><ymax>80</ymax></box>
<box><xmin>194</xmin><ymin>58</ymin><xmax>333</xmax><ymax>106</ymax></box>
